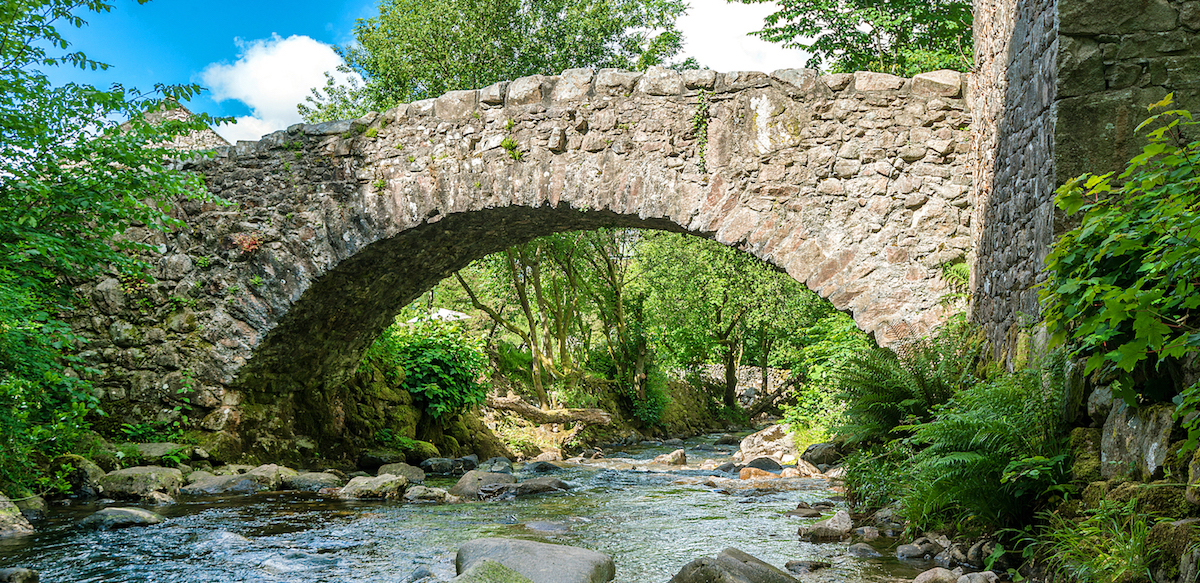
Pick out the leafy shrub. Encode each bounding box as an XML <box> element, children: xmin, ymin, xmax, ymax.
<box><xmin>901</xmin><ymin>353</ymin><xmax>1068</xmax><ymax>531</ymax></box>
<box><xmin>834</xmin><ymin>316</ymin><xmax>985</xmax><ymax>444</ymax></box>
<box><xmin>1039</xmin><ymin>498</ymin><xmax>1158</xmax><ymax>583</ymax></box>
<box><xmin>365</xmin><ymin>315</ymin><xmax>488</xmax><ymax>419</ymax></box>
<box><xmin>1041</xmin><ymin>95</ymin><xmax>1200</xmax><ymax>413</ymax></box>
<box><xmin>842</xmin><ymin>442</ymin><xmax>917</xmax><ymax>513</ymax></box>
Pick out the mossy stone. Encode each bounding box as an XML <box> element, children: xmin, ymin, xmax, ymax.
<box><xmin>1147</xmin><ymin>518</ymin><xmax>1200</xmax><ymax>579</ymax></box>
<box><xmin>453</xmin><ymin>559</ymin><xmax>534</xmax><ymax>583</ymax></box>
<box><xmin>1071</xmin><ymin>427</ymin><xmax>1104</xmax><ymax>483</ymax></box>
<box><xmin>1107</xmin><ymin>480</ymin><xmax>1192</xmax><ymax>519</ymax></box>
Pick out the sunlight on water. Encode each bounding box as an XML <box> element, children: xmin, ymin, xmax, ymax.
<box><xmin>0</xmin><ymin>436</ymin><xmax>936</xmax><ymax>582</ymax></box>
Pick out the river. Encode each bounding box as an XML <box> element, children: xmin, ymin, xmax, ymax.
<box><xmin>0</xmin><ymin>434</ymin><xmax>935</xmax><ymax>582</ymax></box>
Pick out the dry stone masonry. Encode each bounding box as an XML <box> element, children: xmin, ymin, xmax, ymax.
<box><xmin>73</xmin><ymin>66</ymin><xmax>973</xmax><ymax>460</ymax></box>
<box><xmin>972</xmin><ymin>0</ymin><xmax>1200</xmax><ymax>358</ymax></box>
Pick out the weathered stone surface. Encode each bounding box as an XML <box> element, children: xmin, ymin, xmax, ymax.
<box><xmin>378</xmin><ymin>462</ymin><xmax>425</xmax><ymax>483</ymax></box>
<box><xmin>736</xmin><ymin>425</ymin><xmax>799</xmax><ymax>465</ymax></box>
<box><xmin>799</xmin><ymin>510</ymin><xmax>852</xmax><ymax>541</ymax></box>
<box><xmin>821</xmin><ymin>73</ymin><xmax>852</xmax><ymax>91</ymax></box>
<box><xmin>99</xmin><ymin>466</ymin><xmax>183</xmax><ymax>500</ymax></box>
<box><xmin>79</xmin><ymin>507</ymin><xmax>165</xmax><ymax>529</ymax></box>
<box><xmin>452</xmin><ymin>559</ymin><xmax>535</xmax><ymax>583</ymax></box>
<box><xmin>404</xmin><ymin>485</ymin><xmax>453</xmax><ymax>503</ymax></box>
<box><xmin>0</xmin><ymin>568</ymin><xmax>38</xmax><ymax>583</ymax></box>
<box><xmin>450</xmin><ymin>470</ymin><xmax>517</xmax><ymax>500</ymax></box>
<box><xmin>436</xmin><ymin>90</ymin><xmax>479</xmax><ymax>120</ymax></box>
<box><xmin>683</xmin><ymin>69</ymin><xmax>717</xmax><ymax>90</ymax></box>
<box><xmin>853</xmin><ymin>71</ymin><xmax>905</xmax><ymax>91</ymax></box>
<box><xmin>479</xmin><ymin>457</ymin><xmax>514</xmax><ymax>474</ymax></box>
<box><xmin>912</xmin><ymin>70</ymin><xmax>963</xmax><ymax>98</ymax></box>
<box><xmin>771</xmin><ymin>69</ymin><xmax>820</xmax><ymax>93</ymax></box>
<box><xmin>653</xmin><ymin>449</ymin><xmax>686</xmax><ymax>465</ymax></box>
<box><xmin>457</xmin><ymin>538</ymin><xmax>616</xmax><ymax>583</ymax></box>
<box><xmin>595</xmin><ymin>69</ymin><xmax>641</xmax><ymax>95</ymax></box>
<box><xmin>338</xmin><ymin>474</ymin><xmax>408</xmax><ymax>500</ymax></box>
<box><xmin>1101</xmin><ymin>400</ymin><xmax>1175</xmax><ymax>479</ymax></box>
<box><xmin>739</xmin><ymin>467</ymin><xmax>778</xmax><ymax>480</ymax></box>
<box><xmin>283</xmin><ymin>472</ymin><xmax>344</xmax><ymax>492</ymax></box>
<box><xmin>507</xmin><ymin>76</ymin><xmax>549</xmax><ymax>106</ymax></box>
<box><xmin>913</xmin><ymin>568</ymin><xmax>959</xmax><ymax>583</ymax></box>
<box><xmin>636</xmin><ymin>66</ymin><xmax>683</xmax><ymax>96</ymax></box>
<box><xmin>552</xmin><ymin>69</ymin><xmax>594</xmax><ymax>102</ymax></box>
<box><xmin>181</xmin><ymin>472</ymin><xmax>274</xmax><ymax>496</ymax></box>
<box><xmin>0</xmin><ymin>495</ymin><xmax>33</xmax><ymax>538</ymax></box>
<box><xmin>669</xmin><ymin>548</ymin><xmax>796</xmax><ymax>583</ymax></box>
<box><xmin>848</xmin><ymin>543</ymin><xmax>881</xmax><ymax>558</ymax></box>
<box><xmin>481</xmin><ymin>82</ymin><xmax>508</xmax><ymax>105</ymax></box>
<box><xmin>246</xmin><ymin>463</ymin><xmax>297</xmax><ymax>489</ymax></box>
<box><xmin>801</xmin><ymin>442</ymin><xmax>841</xmax><ymax>466</ymax></box>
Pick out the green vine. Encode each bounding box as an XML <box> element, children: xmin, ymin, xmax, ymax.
<box><xmin>693</xmin><ymin>90</ymin><xmax>710</xmax><ymax>174</ymax></box>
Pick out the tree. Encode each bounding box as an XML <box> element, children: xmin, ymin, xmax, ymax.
<box><xmin>0</xmin><ymin>0</ymin><xmax>222</xmax><ymax>492</ymax></box>
<box><xmin>729</xmin><ymin>0</ymin><xmax>972</xmax><ymax>76</ymax></box>
<box><xmin>301</xmin><ymin>0</ymin><xmax>692</xmax><ymax>121</ymax></box>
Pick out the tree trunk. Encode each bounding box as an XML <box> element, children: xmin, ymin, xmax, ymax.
<box><xmin>486</xmin><ymin>394</ymin><xmax>612</xmax><ymax>426</ymax></box>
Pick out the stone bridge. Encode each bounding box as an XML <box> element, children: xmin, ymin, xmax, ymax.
<box><xmin>76</xmin><ymin>66</ymin><xmax>972</xmax><ymax>459</ymax></box>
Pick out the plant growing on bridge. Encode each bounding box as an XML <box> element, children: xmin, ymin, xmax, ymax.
<box><xmin>1041</xmin><ymin>96</ymin><xmax>1200</xmax><ymax>446</ymax></box>
<box><xmin>369</xmin><ymin>313</ymin><xmax>489</xmax><ymax>419</ymax></box>
<box><xmin>693</xmin><ymin>90</ymin><xmax>710</xmax><ymax>174</ymax></box>
<box><xmin>0</xmin><ymin>0</ymin><xmax>225</xmax><ymax>494</ymax></box>
<box><xmin>731</xmin><ymin>0</ymin><xmax>972</xmax><ymax>76</ymax></box>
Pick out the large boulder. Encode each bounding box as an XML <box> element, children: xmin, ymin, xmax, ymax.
<box><xmin>913</xmin><ymin>567</ymin><xmax>959</xmax><ymax>583</ymax></box>
<box><xmin>181</xmin><ymin>472</ymin><xmax>275</xmax><ymax>497</ymax></box>
<box><xmin>378</xmin><ymin>462</ymin><xmax>425</xmax><ymax>483</ymax></box>
<box><xmin>98</xmin><ymin>466</ymin><xmax>183</xmax><ymax>500</ymax></box>
<box><xmin>50</xmin><ymin>454</ymin><xmax>105</xmax><ymax>499</ymax></box>
<box><xmin>450</xmin><ymin>471</ymin><xmax>517</xmax><ymax>500</ymax></box>
<box><xmin>745</xmin><ymin>457</ymin><xmax>783</xmax><ymax>472</ymax></box>
<box><xmin>482</xmin><ymin>477</ymin><xmax>573</xmax><ymax>500</ymax></box>
<box><xmin>800</xmin><ymin>442</ymin><xmax>842</xmax><ymax>466</ymax></box>
<box><xmin>479</xmin><ymin>457</ymin><xmax>514</xmax><ymax>474</ymax></box>
<box><xmin>451</xmin><ymin>559</ymin><xmax>534</xmax><ymax>583</ymax></box>
<box><xmin>1101</xmin><ymin>400</ymin><xmax>1175</xmax><ymax>479</ymax></box>
<box><xmin>245</xmin><ymin>464</ymin><xmax>297</xmax><ymax>489</ymax></box>
<box><xmin>421</xmin><ymin>458</ymin><xmax>456</xmax><ymax>475</ymax></box>
<box><xmin>457</xmin><ymin>538</ymin><xmax>615</xmax><ymax>583</ymax></box>
<box><xmin>337</xmin><ymin>474</ymin><xmax>409</xmax><ymax>500</ymax></box>
<box><xmin>404</xmin><ymin>485</ymin><xmax>455</xmax><ymax>504</ymax></box>
<box><xmin>0</xmin><ymin>568</ymin><xmax>38</xmax><ymax>583</ymax></box>
<box><xmin>798</xmin><ymin>510</ymin><xmax>852</xmax><ymax>542</ymax></box>
<box><xmin>283</xmin><ymin>472</ymin><xmax>345</xmax><ymax>492</ymax></box>
<box><xmin>79</xmin><ymin>507</ymin><xmax>165</xmax><ymax>529</ymax></box>
<box><xmin>653</xmin><ymin>449</ymin><xmax>687</xmax><ymax>465</ymax></box>
<box><xmin>0</xmin><ymin>495</ymin><xmax>33</xmax><ymax>538</ymax></box>
<box><xmin>669</xmin><ymin>547</ymin><xmax>797</xmax><ymax>583</ymax></box>
<box><xmin>735</xmin><ymin>425</ymin><xmax>800</xmax><ymax>465</ymax></box>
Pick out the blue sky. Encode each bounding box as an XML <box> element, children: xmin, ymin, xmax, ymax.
<box><xmin>47</xmin><ymin>0</ymin><xmax>807</xmax><ymax>142</ymax></box>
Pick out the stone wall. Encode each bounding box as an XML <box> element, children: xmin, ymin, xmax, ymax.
<box><xmin>972</xmin><ymin>0</ymin><xmax>1200</xmax><ymax>360</ymax></box>
<box><xmin>72</xmin><ymin>66</ymin><xmax>974</xmax><ymax>461</ymax></box>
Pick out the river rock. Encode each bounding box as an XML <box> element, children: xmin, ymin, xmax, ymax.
<box><xmin>715</xmin><ymin>462</ymin><xmax>738</xmax><ymax>474</ymax></box>
<box><xmin>245</xmin><ymin>464</ymin><xmax>297</xmax><ymax>489</ymax></box>
<box><xmin>524</xmin><ymin>461</ymin><xmax>560</xmax><ymax>473</ymax></box>
<box><xmin>784</xmin><ymin>560</ymin><xmax>829</xmax><ymax>573</ymax></box>
<box><xmin>716</xmin><ymin>434</ymin><xmax>740</xmax><ymax>446</ymax></box>
<box><xmin>420</xmin><ymin>457</ymin><xmax>455</xmax><ymax>474</ymax></box>
<box><xmin>958</xmin><ymin>571</ymin><xmax>999</xmax><ymax>583</ymax></box>
<box><xmin>127</xmin><ymin>442</ymin><xmax>189</xmax><ymax>464</ymax></box>
<box><xmin>745</xmin><ymin>457</ymin><xmax>783</xmax><ymax>472</ymax></box>
<box><xmin>50</xmin><ymin>454</ymin><xmax>105</xmax><ymax>499</ymax></box>
<box><xmin>935</xmin><ymin>543</ymin><xmax>970</xmax><ymax>568</ymax></box>
<box><xmin>283</xmin><ymin>472</ymin><xmax>344</xmax><ymax>492</ymax></box>
<box><xmin>450</xmin><ymin>470</ymin><xmax>517</xmax><ymax>500</ymax></box>
<box><xmin>451</xmin><ymin>558</ymin><xmax>535</xmax><ymax>583</ymax></box>
<box><xmin>479</xmin><ymin>457</ymin><xmax>514</xmax><ymax>474</ymax></box>
<box><xmin>98</xmin><ymin>466</ymin><xmax>183</xmax><ymax>500</ymax></box>
<box><xmin>740</xmin><ymin>467</ymin><xmax>778</xmax><ymax>480</ymax></box>
<box><xmin>338</xmin><ymin>474</ymin><xmax>409</xmax><ymax>500</ymax></box>
<box><xmin>854</xmin><ymin>526</ymin><xmax>880</xmax><ymax>541</ymax></box>
<box><xmin>824</xmin><ymin>465</ymin><xmax>847</xmax><ymax>480</ymax></box>
<box><xmin>654</xmin><ymin>449</ymin><xmax>687</xmax><ymax>465</ymax></box>
<box><xmin>378</xmin><ymin>462</ymin><xmax>425</xmax><ymax>483</ymax></box>
<box><xmin>670</xmin><ymin>547</ymin><xmax>796</xmax><ymax>583</ymax></box>
<box><xmin>358</xmin><ymin>449</ymin><xmax>407</xmax><ymax>471</ymax></box>
<box><xmin>799</xmin><ymin>509</ymin><xmax>852</xmax><ymax>541</ymax></box>
<box><xmin>181</xmin><ymin>472</ymin><xmax>274</xmax><ymax>496</ymax></box>
<box><xmin>735</xmin><ymin>425</ymin><xmax>799</xmax><ymax>465</ymax></box>
<box><xmin>404</xmin><ymin>485</ymin><xmax>453</xmax><ymax>503</ymax></box>
<box><xmin>460</xmin><ymin>454</ymin><xmax>480</xmax><ymax>471</ymax></box>
<box><xmin>535</xmin><ymin>450</ymin><xmax>563</xmax><ymax>462</ymax></box>
<box><xmin>897</xmin><ymin>544</ymin><xmax>928</xmax><ymax>559</ymax></box>
<box><xmin>513</xmin><ymin>477</ymin><xmax>572</xmax><ymax>497</ymax></box>
<box><xmin>79</xmin><ymin>507</ymin><xmax>165</xmax><ymax>529</ymax></box>
<box><xmin>143</xmin><ymin>491</ymin><xmax>176</xmax><ymax>505</ymax></box>
<box><xmin>457</xmin><ymin>537</ymin><xmax>616</xmax><ymax>583</ymax></box>
<box><xmin>0</xmin><ymin>568</ymin><xmax>38</xmax><ymax>583</ymax></box>
<box><xmin>966</xmin><ymin>540</ymin><xmax>999</xmax><ymax>567</ymax></box>
<box><xmin>186</xmin><ymin>470</ymin><xmax>215</xmax><ymax>484</ymax></box>
<box><xmin>785</xmin><ymin>507</ymin><xmax>822</xmax><ymax>518</ymax></box>
<box><xmin>801</xmin><ymin>442</ymin><xmax>842</xmax><ymax>466</ymax></box>
<box><xmin>848</xmin><ymin>543</ymin><xmax>881</xmax><ymax>558</ymax></box>
<box><xmin>0</xmin><ymin>495</ymin><xmax>33</xmax><ymax>538</ymax></box>
<box><xmin>914</xmin><ymin>567</ymin><xmax>959</xmax><ymax>583</ymax></box>
<box><xmin>14</xmin><ymin>496</ymin><xmax>45</xmax><ymax>522</ymax></box>
<box><xmin>780</xmin><ymin>462</ymin><xmax>822</xmax><ymax>478</ymax></box>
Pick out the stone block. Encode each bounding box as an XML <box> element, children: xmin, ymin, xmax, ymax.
<box><xmin>595</xmin><ymin>69</ymin><xmax>641</xmax><ymax>95</ymax></box>
<box><xmin>1060</xmin><ymin>0</ymin><xmax>1178</xmax><ymax>34</ymax></box>
<box><xmin>635</xmin><ymin>66</ymin><xmax>683</xmax><ymax>96</ymax></box>
<box><xmin>1100</xmin><ymin>400</ymin><xmax>1175</xmax><ymax>480</ymax></box>
<box><xmin>821</xmin><ymin>73</ymin><xmax>852</xmax><ymax>91</ymax></box>
<box><xmin>682</xmin><ymin>69</ymin><xmax>717</xmax><ymax>90</ymax></box>
<box><xmin>409</xmin><ymin>98</ymin><xmax>436</xmax><ymax>116</ymax></box>
<box><xmin>507</xmin><ymin>75</ymin><xmax>550</xmax><ymax>106</ymax></box>
<box><xmin>552</xmin><ymin>68</ymin><xmax>594</xmax><ymax>102</ymax></box>
<box><xmin>912</xmin><ymin>70</ymin><xmax>963</xmax><ymax>98</ymax></box>
<box><xmin>771</xmin><ymin>68</ymin><xmax>820</xmax><ymax>92</ymax></box>
<box><xmin>853</xmin><ymin>71</ymin><xmax>905</xmax><ymax>92</ymax></box>
<box><xmin>1057</xmin><ymin>36</ymin><xmax>1105</xmax><ymax>98</ymax></box>
<box><xmin>435</xmin><ymin>90</ymin><xmax>479</xmax><ymax>120</ymax></box>
<box><xmin>1183</xmin><ymin>1</ymin><xmax>1200</xmax><ymax>30</ymax></box>
<box><xmin>480</xmin><ymin>82</ymin><xmax>507</xmax><ymax>105</ymax></box>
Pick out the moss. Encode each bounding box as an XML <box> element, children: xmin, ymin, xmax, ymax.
<box><xmin>1071</xmin><ymin>427</ymin><xmax>1104</xmax><ymax>483</ymax></box>
<box><xmin>1165</xmin><ymin>440</ymin><xmax>1191</xmax><ymax>479</ymax></box>
<box><xmin>1147</xmin><ymin>518</ymin><xmax>1200</xmax><ymax>579</ymax></box>
<box><xmin>1107</xmin><ymin>480</ymin><xmax>1193</xmax><ymax>519</ymax></box>
<box><xmin>1083</xmin><ymin>480</ymin><xmax>1111</xmax><ymax>509</ymax></box>
<box><xmin>197</xmin><ymin>430</ymin><xmax>244</xmax><ymax>464</ymax></box>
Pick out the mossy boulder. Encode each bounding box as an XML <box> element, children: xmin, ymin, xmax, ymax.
<box><xmin>1147</xmin><ymin>518</ymin><xmax>1200</xmax><ymax>581</ymax></box>
<box><xmin>197</xmin><ymin>431</ymin><xmax>243</xmax><ymax>464</ymax></box>
<box><xmin>1070</xmin><ymin>427</ymin><xmax>1103</xmax><ymax>483</ymax></box>
<box><xmin>452</xmin><ymin>559</ymin><xmax>534</xmax><ymax>583</ymax></box>
<box><xmin>98</xmin><ymin>465</ymin><xmax>184</xmax><ymax>500</ymax></box>
<box><xmin>1107</xmin><ymin>480</ymin><xmax>1193</xmax><ymax>519</ymax></box>
<box><xmin>50</xmin><ymin>454</ymin><xmax>106</xmax><ymax>499</ymax></box>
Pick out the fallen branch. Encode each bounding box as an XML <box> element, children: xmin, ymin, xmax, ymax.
<box><xmin>486</xmin><ymin>394</ymin><xmax>612</xmax><ymax>426</ymax></box>
<box><xmin>745</xmin><ymin>373</ymin><xmax>804</xmax><ymax>419</ymax></box>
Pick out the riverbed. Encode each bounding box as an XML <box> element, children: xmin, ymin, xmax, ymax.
<box><xmin>0</xmin><ymin>435</ymin><xmax>935</xmax><ymax>582</ymax></box>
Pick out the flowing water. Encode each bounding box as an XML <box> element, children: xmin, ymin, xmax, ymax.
<box><xmin>0</xmin><ymin>435</ymin><xmax>937</xmax><ymax>582</ymax></box>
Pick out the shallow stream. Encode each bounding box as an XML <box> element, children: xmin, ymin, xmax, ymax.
<box><xmin>1</xmin><ymin>435</ymin><xmax>937</xmax><ymax>582</ymax></box>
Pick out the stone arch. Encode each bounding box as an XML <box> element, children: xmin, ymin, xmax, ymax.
<box><xmin>77</xmin><ymin>66</ymin><xmax>973</xmax><ymax>458</ymax></box>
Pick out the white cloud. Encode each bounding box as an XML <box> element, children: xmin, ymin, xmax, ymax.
<box><xmin>200</xmin><ymin>34</ymin><xmax>361</xmax><ymax>143</ymax></box>
<box><xmin>678</xmin><ymin>0</ymin><xmax>811</xmax><ymax>73</ymax></box>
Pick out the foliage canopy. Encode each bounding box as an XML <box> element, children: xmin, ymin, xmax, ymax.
<box><xmin>730</xmin><ymin>0</ymin><xmax>973</xmax><ymax>76</ymax></box>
